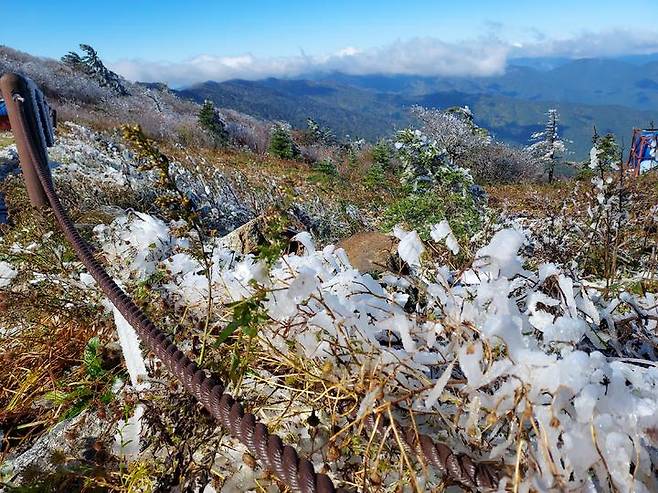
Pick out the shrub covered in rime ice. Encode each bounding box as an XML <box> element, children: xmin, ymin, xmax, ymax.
<box><xmin>388</xmin><ymin>127</ymin><xmax>483</xmax><ymax>240</ymax></box>
<box><xmin>94</xmin><ymin>209</ymin><xmax>658</xmax><ymax>492</ymax></box>
<box><xmin>410</xmin><ymin>105</ymin><xmax>490</xmax><ymax>163</ymax></box>
<box><xmin>410</xmin><ymin>105</ymin><xmax>542</xmax><ymax>184</ymax></box>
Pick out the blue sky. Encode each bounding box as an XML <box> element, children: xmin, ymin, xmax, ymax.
<box><xmin>5</xmin><ymin>1</ymin><xmax>658</xmax><ymax>85</ymax></box>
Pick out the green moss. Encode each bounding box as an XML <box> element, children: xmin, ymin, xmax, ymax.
<box><xmin>0</xmin><ymin>133</ymin><xmax>13</xmax><ymax>149</ymax></box>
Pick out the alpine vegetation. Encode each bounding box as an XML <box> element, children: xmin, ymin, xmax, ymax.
<box><xmin>88</xmin><ymin>202</ymin><xmax>658</xmax><ymax>492</ymax></box>
<box><xmin>1</xmin><ymin>38</ymin><xmax>658</xmax><ymax>493</ymax></box>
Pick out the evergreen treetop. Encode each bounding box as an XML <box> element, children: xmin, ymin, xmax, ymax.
<box><xmin>198</xmin><ymin>100</ymin><xmax>229</xmax><ymax>147</ymax></box>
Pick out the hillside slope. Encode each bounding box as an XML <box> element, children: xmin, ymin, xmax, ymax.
<box><xmin>177</xmin><ymin>78</ymin><xmax>411</xmax><ymax>141</ymax></box>
<box><xmin>180</xmin><ymin>77</ymin><xmax>656</xmax><ymax>157</ymax></box>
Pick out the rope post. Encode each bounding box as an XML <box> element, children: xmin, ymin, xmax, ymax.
<box><xmin>0</xmin><ymin>73</ymin><xmax>51</xmax><ymax>208</ymax></box>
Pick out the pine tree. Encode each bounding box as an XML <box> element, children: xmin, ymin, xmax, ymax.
<box><xmin>268</xmin><ymin>125</ymin><xmax>298</xmax><ymax>159</ymax></box>
<box><xmin>198</xmin><ymin>100</ymin><xmax>229</xmax><ymax>148</ymax></box>
<box><xmin>61</xmin><ymin>51</ymin><xmax>85</xmax><ymax>71</ymax></box>
<box><xmin>371</xmin><ymin>140</ymin><xmax>391</xmax><ymax>166</ymax></box>
<box><xmin>62</xmin><ymin>44</ymin><xmax>128</xmax><ymax>95</ymax></box>
<box><xmin>305</xmin><ymin>118</ymin><xmax>336</xmax><ymax>145</ymax></box>
<box><xmin>528</xmin><ymin>109</ymin><xmax>566</xmax><ymax>183</ymax></box>
<box><xmin>590</xmin><ymin>132</ymin><xmax>619</xmax><ymax>177</ymax></box>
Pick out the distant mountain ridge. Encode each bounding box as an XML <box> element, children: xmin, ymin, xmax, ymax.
<box><xmin>178</xmin><ymin>56</ymin><xmax>658</xmax><ymax>159</ymax></box>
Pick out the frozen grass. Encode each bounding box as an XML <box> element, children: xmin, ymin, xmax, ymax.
<box><xmin>91</xmin><ymin>204</ymin><xmax>658</xmax><ymax>491</ymax></box>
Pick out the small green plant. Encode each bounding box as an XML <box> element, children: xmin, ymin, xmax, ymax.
<box><xmin>364</xmin><ymin>162</ymin><xmax>385</xmax><ymax>190</ymax></box>
<box><xmin>132</xmin><ymin>269</ymin><xmax>167</xmax><ymax>307</ymax></box>
<box><xmin>371</xmin><ymin>140</ymin><xmax>391</xmax><ymax>167</ymax></box>
<box><xmin>347</xmin><ymin>149</ymin><xmax>359</xmax><ymax>170</ymax></box>
<box><xmin>575</xmin><ymin>166</ymin><xmax>595</xmax><ymax>181</ymax></box>
<box><xmin>382</xmin><ymin>186</ymin><xmax>481</xmax><ymax>241</ymax></box>
<box><xmin>216</xmin><ymin>288</ymin><xmax>269</xmax><ymax>344</ymax></box>
<box><xmin>310</xmin><ymin>159</ymin><xmax>339</xmax><ymax>184</ymax></box>
<box><xmin>83</xmin><ymin>336</ymin><xmax>104</xmax><ymax>379</ymax></box>
<box><xmin>589</xmin><ymin>132</ymin><xmax>620</xmax><ymax>178</ymax></box>
<box><xmin>255</xmin><ymin>214</ymin><xmax>292</xmax><ymax>266</ymax></box>
<box><xmin>44</xmin><ymin>337</ymin><xmax>116</xmax><ymax>420</ymax></box>
<box><xmin>268</xmin><ymin>125</ymin><xmax>299</xmax><ymax>159</ymax></box>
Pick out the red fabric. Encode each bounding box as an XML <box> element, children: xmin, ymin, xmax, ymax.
<box><xmin>0</xmin><ymin>116</ymin><xmax>10</xmax><ymax>131</ymax></box>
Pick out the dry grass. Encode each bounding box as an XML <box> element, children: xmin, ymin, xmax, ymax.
<box><xmin>488</xmin><ymin>172</ymin><xmax>658</xmax><ymax>289</ymax></box>
<box><xmin>488</xmin><ymin>172</ymin><xmax>658</xmax><ymax>220</ymax></box>
<box><xmin>0</xmin><ymin>180</ymin><xmax>120</xmax><ymax>468</ymax></box>
<box><xmin>487</xmin><ymin>179</ymin><xmax>575</xmax><ymax>218</ymax></box>
<box><xmin>0</xmin><ymin>303</ymin><xmax>101</xmax><ymax>457</ymax></box>
<box><xmin>166</xmin><ymin>143</ymin><xmax>398</xmax><ymax>211</ymax></box>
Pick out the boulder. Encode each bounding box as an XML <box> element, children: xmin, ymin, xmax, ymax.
<box><xmin>218</xmin><ymin>214</ymin><xmax>305</xmax><ymax>255</ymax></box>
<box><xmin>338</xmin><ymin>231</ymin><xmax>397</xmax><ymax>273</ymax></box>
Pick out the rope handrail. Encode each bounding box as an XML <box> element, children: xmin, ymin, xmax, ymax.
<box><xmin>0</xmin><ymin>72</ymin><xmax>500</xmax><ymax>492</ymax></box>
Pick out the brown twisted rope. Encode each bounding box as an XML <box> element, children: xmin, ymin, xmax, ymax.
<box><xmin>2</xmin><ymin>72</ymin><xmax>501</xmax><ymax>492</ymax></box>
<box><xmin>363</xmin><ymin>414</ymin><xmax>500</xmax><ymax>490</ymax></box>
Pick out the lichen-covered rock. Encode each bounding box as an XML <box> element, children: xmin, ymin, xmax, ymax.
<box><xmin>1</xmin><ymin>411</ymin><xmax>110</xmax><ymax>486</ymax></box>
<box><xmin>217</xmin><ymin>215</ymin><xmax>269</xmax><ymax>254</ymax></box>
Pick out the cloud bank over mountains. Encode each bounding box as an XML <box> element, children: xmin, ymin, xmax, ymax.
<box><xmin>110</xmin><ymin>29</ymin><xmax>658</xmax><ymax>87</ymax></box>
<box><xmin>514</xmin><ymin>29</ymin><xmax>658</xmax><ymax>59</ymax></box>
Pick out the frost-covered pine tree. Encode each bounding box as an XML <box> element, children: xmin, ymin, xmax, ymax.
<box><xmin>528</xmin><ymin>109</ymin><xmax>566</xmax><ymax>183</ymax></box>
<box><xmin>305</xmin><ymin>118</ymin><xmax>336</xmax><ymax>146</ymax></box>
<box><xmin>589</xmin><ymin>132</ymin><xmax>619</xmax><ymax>178</ymax></box>
<box><xmin>61</xmin><ymin>51</ymin><xmax>86</xmax><ymax>71</ymax></box>
<box><xmin>62</xmin><ymin>44</ymin><xmax>129</xmax><ymax>96</ymax></box>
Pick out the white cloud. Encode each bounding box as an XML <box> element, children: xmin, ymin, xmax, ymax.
<box><xmin>109</xmin><ymin>37</ymin><xmax>510</xmax><ymax>87</ymax></box>
<box><xmin>108</xmin><ymin>29</ymin><xmax>658</xmax><ymax>87</ymax></box>
<box><xmin>512</xmin><ymin>28</ymin><xmax>658</xmax><ymax>59</ymax></box>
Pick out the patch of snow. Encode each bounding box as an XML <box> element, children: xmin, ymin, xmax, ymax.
<box><xmin>393</xmin><ymin>226</ymin><xmax>424</xmax><ymax>268</ymax></box>
<box><xmin>112</xmin><ymin>308</ymin><xmax>149</xmax><ymax>391</ymax></box>
<box><xmin>0</xmin><ymin>261</ymin><xmax>17</xmax><ymax>288</ymax></box>
<box><xmin>114</xmin><ymin>403</ymin><xmax>145</xmax><ymax>460</ymax></box>
<box><xmin>430</xmin><ymin>220</ymin><xmax>459</xmax><ymax>254</ymax></box>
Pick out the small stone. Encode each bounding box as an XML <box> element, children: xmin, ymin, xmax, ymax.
<box><xmin>242</xmin><ymin>452</ymin><xmax>256</xmax><ymax>469</ymax></box>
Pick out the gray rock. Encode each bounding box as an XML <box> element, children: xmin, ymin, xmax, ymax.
<box><xmin>1</xmin><ymin>411</ymin><xmax>109</xmax><ymax>486</ymax></box>
<box><xmin>217</xmin><ymin>215</ymin><xmax>268</xmax><ymax>254</ymax></box>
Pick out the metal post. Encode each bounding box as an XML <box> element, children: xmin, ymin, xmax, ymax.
<box><xmin>0</xmin><ymin>73</ymin><xmax>50</xmax><ymax>208</ymax></box>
